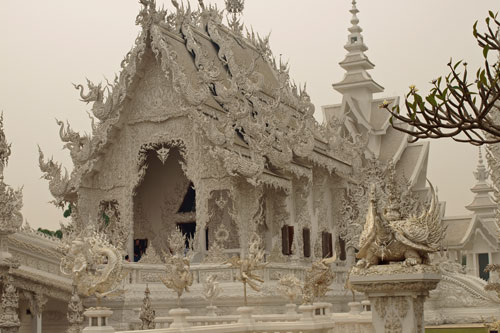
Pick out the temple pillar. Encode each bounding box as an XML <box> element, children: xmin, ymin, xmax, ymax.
<box><xmin>26</xmin><ymin>293</ymin><xmax>46</xmax><ymax>333</ymax></box>
<box><xmin>350</xmin><ymin>264</ymin><xmax>440</xmax><ymax>333</ymax></box>
<box><xmin>0</xmin><ymin>275</ymin><xmax>20</xmax><ymax>333</ymax></box>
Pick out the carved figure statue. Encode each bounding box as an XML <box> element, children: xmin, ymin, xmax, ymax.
<box><xmin>303</xmin><ymin>255</ymin><xmax>337</xmax><ymax>304</ymax></box>
<box><xmin>139</xmin><ymin>285</ymin><xmax>155</xmax><ymax>329</ymax></box>
<box><xmin>278</xmin><ymin>273</ymin><xmax>302</xmax><ymax>304</ymax></box>
<box><xmin>59</xmin><ymin>224</ymin><xmax>126</xmax><ymax>304</ymax></box>
<box><xmin>225</xmin><ymin>233</ymin><xmax>267</xmax><ymax>306</ymax></box>
<box><xmin>67</xmin><ymin>285</ymin><xmax>84</xmax><ymax>333</ymax></box>
<box><xmin>356</xmin><ymin>182</ymin><xmax>445</xmax><ymax>268</ymax></box>
<box><xmin>202</xmin><ymin>274</ymin><xmax>221</xmax><ymax>307</ymax></box>
<box><xmin>161</xmin><ymin>228</ymin><xmax>194</xmax><ymax>307</ymax></box>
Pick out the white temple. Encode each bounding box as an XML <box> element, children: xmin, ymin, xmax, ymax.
<box><xmin>0</xmin><ymin>0</ymin><xmax>499</xmax><ymax>332</ymax></box>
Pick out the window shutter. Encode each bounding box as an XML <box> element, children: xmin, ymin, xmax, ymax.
<box><xmin>303</xmin><ymin>228</ymin><xmax>311</xmax><ymax>258</ymax></box>
<box><xmin>338</xmin><ymin>236</ymin><xmax>346</xmax><ymax>261</ymax></box>
<box><xmin>322</xmin><ymin>231</ymin><xmax>333</xmax><ymax>258</ymax></box>
<box><xmin>282</xmin><ymin>226</ymin><xmax>289</xmax><ymax>255</ymax></box>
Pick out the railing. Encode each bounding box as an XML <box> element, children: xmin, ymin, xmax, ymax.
<box><xmin>124</xmin><ymin>302</ymin><xmax>373</xmax><ymax>332</ymax></box>
<box><xmin>122</xmin><ymin>261</ymin><xmax>350</xmax><ymax>287</ymax></box>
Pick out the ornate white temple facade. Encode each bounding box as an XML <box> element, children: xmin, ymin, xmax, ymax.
<box><xmin>0</xmin><ymin>0</ymin><xmax>499</xmax><ymax>332</ymax></box>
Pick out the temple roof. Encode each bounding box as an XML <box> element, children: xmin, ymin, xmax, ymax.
<box><xmin>39</xmin><ymin>0</ymin><xmax>358</xmax><ymax>206</ymax></box>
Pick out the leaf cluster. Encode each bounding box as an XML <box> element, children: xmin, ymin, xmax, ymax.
<box><xmin>384</xmin><ymin>11</ymin><xmax>500</xmax><ymax>145</ymax></box>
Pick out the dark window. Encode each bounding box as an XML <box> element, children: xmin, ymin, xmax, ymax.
<box><xmin>338</xmin><ymin>236</ymin><xmax>346</xmax><ymax>261</ymax></box>
<box><xmin>462</xmin><ymin>255</ymin><xmax>467</xmax><ymax>266</ymax></box>
<box><xmin>478</xmin><ymin>253</ymin><xmax>490</xmax><ymax>281</ymax></box>
<box><xmin>176</xmin><ymin>222</ymin><xmax>196</xmax><ymax>250</ymax></box>
<box><xmin>322</xmin><ymin>232</ymin><xmax>333</xmax><ymax>258</ymax></box>
<box><xmin>134</xmin><ymin>239</ymin><xmax>148</xmax><ymax>262</ymax></box>
<box><xmin>178</xmin><ymin>182</ymin><xmax>196</xmax><ymax>212</ymax></box>
<box><xmin>351</xmin><ymin>36</ymin><xmax>357</xmax><ymax>44</ymax></box>
<box><xmin>281</xmin><ymin>225</ymin><xmax>294</xmax><ymax>255</ymax></box>
<box><xmin>303</xmin><ymin>228</ymin><xmax>311</xmax><ymax>258</ymax></box>
<box><xmin>205</xmin><ymin>227</ymin><xmax>209</xmax><ymax>251</ymax></box>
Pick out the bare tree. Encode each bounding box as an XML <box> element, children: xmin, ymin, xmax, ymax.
<box><xmin>382</xmin><ymin>11</ymin><xmax>500</xmax><ymax>145</ymax></box>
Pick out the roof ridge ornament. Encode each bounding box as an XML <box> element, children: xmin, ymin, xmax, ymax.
<box><xmin>225</xmin><ymin>0</ymin><xmax>244</xmax><ymax>34</ymax></box>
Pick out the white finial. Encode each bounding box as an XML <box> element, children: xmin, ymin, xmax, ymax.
<box><xmin>474</xmin><ymin>147</ymin><xmax>488</xmax><ymax>182</ymax></box>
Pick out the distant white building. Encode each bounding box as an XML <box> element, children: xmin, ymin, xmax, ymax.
<box><xmin>442</xmin><ymin>149</ymin><xmax>499</xmax><ymax>280</ymax></box>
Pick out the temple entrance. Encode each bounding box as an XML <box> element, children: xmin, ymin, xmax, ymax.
<box><xmin>133</xmin><ymin>144</ymin><xmax>196</xmax><ymax>258</ymax></box>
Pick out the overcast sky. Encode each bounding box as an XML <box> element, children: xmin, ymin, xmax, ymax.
<box><xmin>0</xmin><ymin>0</ymin><xmax>498</xmax><ymax>230</ymax></box>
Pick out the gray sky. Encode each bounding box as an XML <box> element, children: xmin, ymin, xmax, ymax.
<box><xmin>0</xmin><ymin>0</ymin><xmax>497</xmax><ymax>230</ymax></box>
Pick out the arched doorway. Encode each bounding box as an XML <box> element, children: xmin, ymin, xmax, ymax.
<box><xmin>133</xmin><ymin>144</ymin><xmax>196</xmax><ymax>261</ymax></box>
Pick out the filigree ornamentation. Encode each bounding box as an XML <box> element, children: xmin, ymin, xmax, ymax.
<box><xmin>66</xmin><ymin>285</ymin><xmax>84</xmax><ymax>333</ymax></box>
<box><xmin>59</xmin><ymin>224</ymin><xmax>126</xmax><ymax>302</ymax></box>
<box><xmin>139</xmin><ymin>285</ymin><xmax>156</xmax><ymax>330</ymax></box>
<box><xmin>73</xmin><ymin>79</ymin><xmax>114</xmax><ymax>122</ymax></box>
<box><xmin>161</xmin><ymin>228</ymin><xmax>193</xmax><ymax>306</ymax></box>
<box><xmin>38</xmin><ymin>147</ymin><xmax>72</xmax><ymax>208</ymax></box>
<box><xmin>202</xmin><ymin>274</ymin><xmax>222</xmax><ymax>307</ymax></box>
<box><xmin>0</xmin><ymin>275</ymin><xmax>20</xmax><ymax>333</ymax></box>
<box><xmin>138</xmin><ymin>246</ymin><xmax>163</xmax><ymax>264</ymax></box>
<box><xmin>97</xmin><ymin>200</ymin><xmax>128</xmax><ymax>250</ymax></box>
<box><xmin>278</xmin><ymin>273</ymin><xmax>302</xmax><ymax>304</ymax></box>
<box><xmin>203</xmin><ymin>224</ymin><xmax>229</xmax><ymax>264</ymax></box>
<box><xmin>340</xmin><ymin>159</ymin><xmax>426</xmax><ymax>250</ymax></box>
<box><xmin>303</xmin><ymin>255</ymin><xmax>336</xmax><ymax>304</ymax></box>
<box><xmin>225</xmin><ymin>233</ymin><xmax>267</xmax><ymax>305</ymax></box>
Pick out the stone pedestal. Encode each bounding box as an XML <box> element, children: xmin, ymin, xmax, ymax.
<box><xmin>82</xmin><ymin>308</ymin><xmax>114</xmax><ymax>332</ymax></box>
<box><xmin>206</xmin><ymin>305</ymin><xmax>217</xmax><ymax>317</ymax></box>
<box><xmin>298</xmin><ymin>304</ymin><xmax>315</xmax><ymax>322</ymax></box>
<box><xmin>347</xmin><ymin>301</ymin><xmax>362</xmax><ymax>314</ymax></box>
<box><xmin>349</xmin><ymin>264</ymin><xmax>440</xmax><ymax>333</ymax></box>
<box><xmin>237</xmin><ymin>306</ymin><xmax>254</xmax><ymax>324</ymax></box>
<box><xmin>169</xmin><ymin>308</ymin><xmax>191</xmax><ymax>329</ymax></box>
<box><xmin>285</xmin><ymin>303</ymin><xmax>297</xmax><ymax>314</ymax></box>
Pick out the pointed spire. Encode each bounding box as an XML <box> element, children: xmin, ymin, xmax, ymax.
<box><xmin>466</xmin><ymin>147</ymin><xmax>496</xmax><ymax>216</ymax></box>
<box><xmin>473</xmin><ymin>147</ymin><xmax>489</xmax><ymax>183</ymax></box>
<box><xmin>332</xmin><ymin>0</ymin><xmax>383</xmax><ymax>95</ymax></box>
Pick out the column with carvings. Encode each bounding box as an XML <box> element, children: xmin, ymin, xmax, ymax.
<box><xmin>67</xmin><ymin>285</ymin><xmax>84</xmax><ymax>333</ymax></box>
<box><xmin>24</xmin><ymin>292</ymin><xmax>47</xmax><ymax>333</ymax></box>
<box><xmin>0</xmin><ymin>275</ymin><xmax>20</xmax><ymax>333</ymax></box>
<box><xmin>350</xmin><ymin>264</ymin><xmax>440</xmax><ymax>332</ymax></box>
<box><xmin>0</xmin><ymin>115</ymin><xmax>23</xmax><ymax>333</ymax></box>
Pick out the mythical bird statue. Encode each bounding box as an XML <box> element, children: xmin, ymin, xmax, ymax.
<box><xmin>161</xmin><ymin>228</ymin><xmax>194</xmax><ymax>307</ymax></box>
<box><xmin>303</xmin><ymin>255</ymin><xmax>336</xmax><ymax>304</ymax></box>
<box><xmin>225</xmin><ymin>233</ymin><xmax>267</xmax><ymax>306</ymax></box>
<box><xmin>59</xmin><ymin>224</ymin><xmax>126</xmax><ymax>304</ymax></box>
<box><xmin>356</xmin><ymin>182</ymin><xmax>445</xmax><ymax>268</ymax></box>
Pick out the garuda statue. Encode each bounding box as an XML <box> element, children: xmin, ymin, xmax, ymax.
<box><xmin>356</xmin><ymin>182</ymin><xmax>445</xmax><ymax>268</ymax></box>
